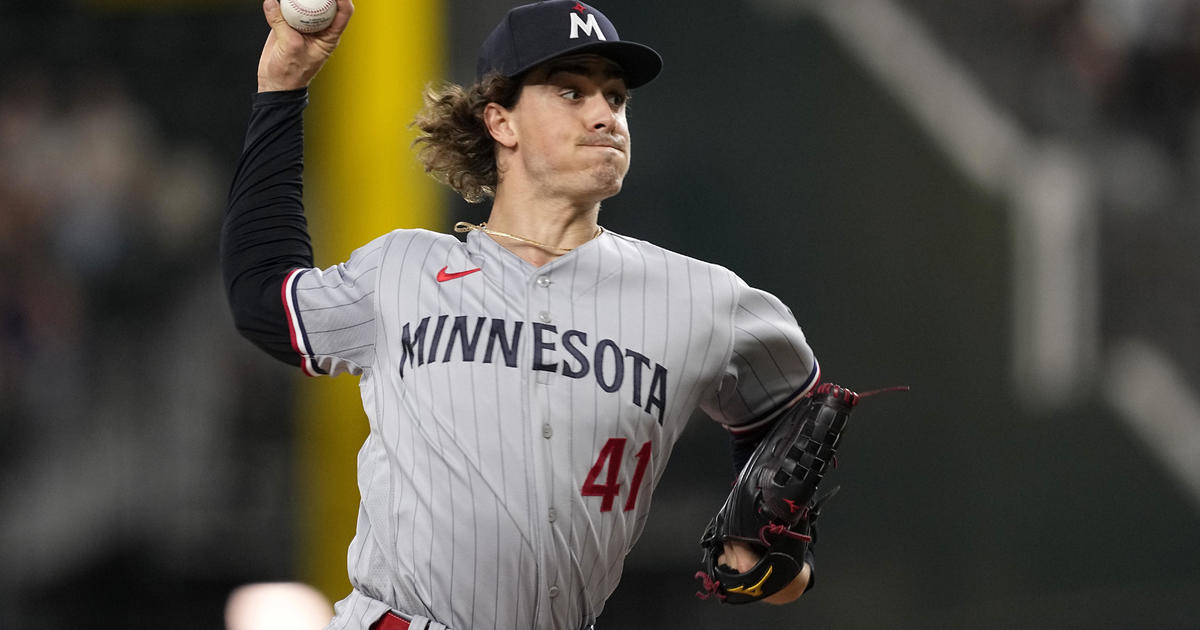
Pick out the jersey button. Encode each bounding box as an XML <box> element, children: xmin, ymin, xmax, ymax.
<box><xmin>542</xmin><ymin>424</ymin><xmax>553</xmax><ymax>439</ymax></box>
<box><xmin>548</xmin><ymin>507</ymin><xmax>558</xmax><ymax>522</ymax></box>
<box><xmin>549</xmin><ymin>586</ymin><xmax>560</xmax><ymax>598</ymax></box>
<box><xmin>536</xmin><ymin>275</ymin><xmax>552</xmax><ymax>288</ymax></box>
<box><xmin>538</xmin><ymin>310</ymin><xmax>552</xmax><ymax>323</ymax></box>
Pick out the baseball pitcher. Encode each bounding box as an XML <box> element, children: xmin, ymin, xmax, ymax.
<box><xmin>223</xmin><ymin>2</ymin><xmax>862</xmax><ymax>628</ymax></box>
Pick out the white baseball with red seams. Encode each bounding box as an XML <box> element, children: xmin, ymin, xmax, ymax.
<box><xmin>280</xmin><ymin>0</ymin><xmax>337</xmax><ymax>33</ymax></box>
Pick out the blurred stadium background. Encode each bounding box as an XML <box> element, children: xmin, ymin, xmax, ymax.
<box><xmin>2</xmin><ymin>0</ymin><xmax>1199</xmax><ymax>628</ymax></box>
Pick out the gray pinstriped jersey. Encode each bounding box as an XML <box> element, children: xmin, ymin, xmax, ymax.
<box><xmin>283</xmin><ymin>228</ymin><xmax>819</xmax><ymax>630</ymax></box>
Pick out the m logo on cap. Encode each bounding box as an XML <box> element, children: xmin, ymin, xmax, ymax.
<box><xmin>569</xmin><ymin>11</ymin><xmax>607</xmax><ymax>41</ymax></box>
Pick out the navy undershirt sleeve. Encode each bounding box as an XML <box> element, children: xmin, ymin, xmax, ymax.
<box><xmin>729</xmin><ymin>422</ymin><xmax>772</xmax><ymax>477</ymax></box>
<box><xmin>220</xmin><ymin>88</ymin><xmax>314</xmax><ymax>367</ymax></box>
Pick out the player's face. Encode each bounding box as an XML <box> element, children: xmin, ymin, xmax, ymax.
<box><xmin>508</xmin><ymin>55</ymin><xmax>632</xmax><ymax>202</ymax></box>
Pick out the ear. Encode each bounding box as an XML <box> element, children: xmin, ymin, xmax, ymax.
<box><xmin>483</xmin><ymin>102</ymin><xmax>519</xmax><ymax>149</ymax></box>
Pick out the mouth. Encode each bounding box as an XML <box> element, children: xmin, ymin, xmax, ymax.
<box><xmin>580</xmin><ymin>137</ymin><xmax>626</xmax><ymax>153</ymax></box>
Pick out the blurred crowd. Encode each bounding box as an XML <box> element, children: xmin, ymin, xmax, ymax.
<box><xmin>1013</xmin><ymin>0</ymin><xmax>1200</xmax><ymax>191</ymax></box>
<box><xmin>1013</xmin><ymin>0</ymin><xmax>1200</xmax><ymax>377</ymax></box>
<box><xmin>901</xmin><ymin>0</ymin><xmax>1200</xmax><ymax>194</ymax></box>
<box><xmin>0</xmin><ymin>14</ymin><xmax>294</xmax><ymax>628</ymax></box>
<box><xmin>902</xmin><ymin>0</ymin><xmax>1200</xmax><ymax>376</ymax></box>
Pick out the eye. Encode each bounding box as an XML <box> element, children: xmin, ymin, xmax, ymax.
<box><xmin>607</xmin><ymin>87</ymin><xmax>632</xmax><ymax>109</ymax></box>
<box><xmin>560</xmin><ymin>88</ymin><xmax>582</xmax><ymax>101</ymax></box>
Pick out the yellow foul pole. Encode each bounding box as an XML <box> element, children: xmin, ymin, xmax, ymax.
<box><xmin>300</xmin><ymin>0</ymin><xmax>444</xmax><ymax>602</ymax></box>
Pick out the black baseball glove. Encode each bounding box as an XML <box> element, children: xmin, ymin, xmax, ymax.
<box><xmin>695</xmin><ymin>382</ymin><xmax>861</xmax><ymax>604</ymax></box>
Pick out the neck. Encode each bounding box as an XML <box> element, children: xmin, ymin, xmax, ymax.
<box><xmin>484</xmin><ymin>188</ymin><xmax>603</xmax><ymax>266</ymax></box>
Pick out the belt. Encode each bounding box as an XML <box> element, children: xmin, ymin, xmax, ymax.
<box><xmin>370</xmin><ymin>612</ymin><xmax>409</xmax><ymax>630</ymax></box>
<box><xmin>370</xmin><ymin>610</ymin><xmax>591</xmax><ymax>630</ymax></box>
<box><xmin>370</xmin><ymin>612</ymin><xmax>450</xmax><ymax>630</ymax></box>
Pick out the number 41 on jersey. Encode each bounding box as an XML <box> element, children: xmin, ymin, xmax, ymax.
<box><xmin>581</xmin><ymin>438</ymin><xmax>652</xmax><ymax>512</ymax></box>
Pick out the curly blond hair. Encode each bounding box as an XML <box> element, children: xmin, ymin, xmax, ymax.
<box><xmin>411</xmin><ymin>73</ymin><xmax>522</xmax><ymax>203</ymax></box>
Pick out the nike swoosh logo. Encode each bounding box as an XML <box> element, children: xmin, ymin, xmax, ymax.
<box><xmin>436</xmin><ymin>266</ymin><xmax>482</xmax><ymax>282</ymax></box>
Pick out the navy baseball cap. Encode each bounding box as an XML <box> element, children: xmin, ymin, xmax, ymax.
<box><xmin>476</xmin><ymin>1</ymin><xmax>663</xmax><ymax>88</ymax></box>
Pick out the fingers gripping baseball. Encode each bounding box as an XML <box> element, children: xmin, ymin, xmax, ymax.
<box><xmin>258</xmin><ymin>0</ymin><xmax>355</xmax><ymax>92</ymax></box>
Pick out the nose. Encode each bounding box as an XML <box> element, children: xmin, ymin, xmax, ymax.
<box><xmin>584</xmin><ymin>93</ymin><xmax>618</xmax><ymax>131</ymax></box>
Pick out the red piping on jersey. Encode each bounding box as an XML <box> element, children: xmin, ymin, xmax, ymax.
<box><xmin>726</xmin><ymin>361</ymin><xmax>821</xmax><ymax>436</ymax></box>
<box><xmin>281</xmin><ymin>268</ymin><xmax>318</xmax><ymax>377</ymax></box>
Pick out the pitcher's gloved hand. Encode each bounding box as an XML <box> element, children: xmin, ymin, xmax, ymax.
<box><xmin>695</xmin><ymin>383</ymin><xmax>860</xmax><ymax>604</ymax></box>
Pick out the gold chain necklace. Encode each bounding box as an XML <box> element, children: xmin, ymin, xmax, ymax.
<box><xmin>454</xmin><ymin>221</ymin><xmax>604</xmax><ymax>254</ymax></box>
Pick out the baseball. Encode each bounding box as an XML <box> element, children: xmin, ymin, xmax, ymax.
<box><xmin>280</xmin><ymin>0</ymin><xmax>337</xmax><ymax>34</ymax></box>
